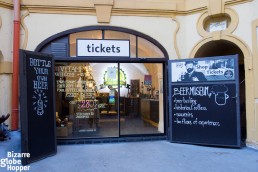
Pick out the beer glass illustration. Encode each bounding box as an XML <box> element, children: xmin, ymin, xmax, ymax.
<box><xmin>210</xmin><ymin>85</ymin><xmax>229</xmax><ymax>106</ymax></box>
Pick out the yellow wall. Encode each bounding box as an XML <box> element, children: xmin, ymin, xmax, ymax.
<box><xmin>231</xmin><ymin>2</ymin><xmax>258</xmax><ymax>51</ymax></box>
<box><xmin>1</xmin><ymin>0</ymin><xmax>258</xmax><ymax>148</ymax></box>
<box><xmin>0</xmin><ymin>7</ymin><xmax>13</xmax><ymax>62</ymax></box>
<box><xmin>177</xmin><ymin>13</ymin><xmax>203</xmax><ymax>59</ymax></box>
<box><xmin>0</xmin><ymin>7</ymin><xmax>13</xmax><ymax>126</ymax></box>
<box><xmin>23</xmin><ymin>14</ymin><xmax>177</xmax><ymax>58</ymax></box>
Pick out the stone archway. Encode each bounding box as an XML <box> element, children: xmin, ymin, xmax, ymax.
<box><xmin>190</xmin><ymin>37</ymin><xmax>254</xmax><ymax>144</ymax></box>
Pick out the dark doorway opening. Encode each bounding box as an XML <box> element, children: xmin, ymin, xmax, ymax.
<box><xmin>194</xmin><ymin>40</ymin><xmax>246</xmax><ymax>143</ymax></box>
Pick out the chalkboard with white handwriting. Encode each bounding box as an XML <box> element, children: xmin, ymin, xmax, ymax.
<box><xmin>171</xmin><ymin>84</ymin><xmax>240</xmax><ymax>146</ymax></box>
<box><xmin>20</xmin><ymin>50</ymin><xmax>56</xmax><ymax>165</ymax></box>
<box><xmin>169</xmin><ymin>55</ymin><xmax>240</xmax><ymax>147</ymax></box>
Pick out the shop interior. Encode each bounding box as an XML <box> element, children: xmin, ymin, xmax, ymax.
<box><xmin>55</xmin><ymin>62</ymin><xmax>164</xmax><ymax>138</ymax></box>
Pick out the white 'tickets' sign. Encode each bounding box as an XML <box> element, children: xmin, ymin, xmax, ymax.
<box><xmin>77</xmin><ymin>39</ymin><xmax>130</xmax><ymax>57</ymax></box>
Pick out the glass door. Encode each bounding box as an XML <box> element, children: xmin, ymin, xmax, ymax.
<box><xmin>94</xmin><ymin>63</ymin><xmax>119</xmax><ymax>137</ymax></box>
<box><xmin>55</xmin><ymin>62</ymin><xmax>165</xmax><ymax>139</ymax></box>
<box><xmin>55</xmin><ymin>62</ymin><xmax>119</xmax><ymax>138</ymax></box>
<box><xmin>119</xmin><ymin>63</ymin><xmax>164</xmax><ymax>135</ymax></box>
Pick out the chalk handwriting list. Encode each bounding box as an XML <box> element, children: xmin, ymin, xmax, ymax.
<box><xmin>55</xmin><ymin>65</ymin><xmax>97</xmax><ymax>104</ymax></box>
<box><xmin>171</xmin><ymin>85</ymin><xmax>227</xmax><ymax>127</ymax></box>
<box><xmin>173</xmin><ymin>118</ymin><xmax>220</xmax><ymax>127</ymax></box>
<box><xmin>172</xmin><ymin>85</ymin><xmax>229</xmax><ymax>106</ymax></box>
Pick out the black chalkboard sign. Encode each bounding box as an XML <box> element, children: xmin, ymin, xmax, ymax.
<box><xmin>20</xmin><ymin>50</ymin><xmax>56</xmax><ymax>165</ymax></box>
<box><xmin>169</xmin><ymin>55</ymin><xmax>241</xmax><ymax>147</ymax></box>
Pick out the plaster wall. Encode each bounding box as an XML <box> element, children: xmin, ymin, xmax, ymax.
<box><xmin>24</xmin><ymin>13</ymin><xmax>97</xmax><ymax>51</ymax></box>
<box><xmin>24</xmin><ymin>14</ymin><xmax>177</xmax><ymax>59</ymax></box>
<box><xmin>0</xmin><ymin>7</ymin><xmax>12</xmax><ymax>126</ymax></box>
<box><xmin>2</xmin><ymin>0</ymin><xmax>257</xmax><ymax>146</ymax></box>
<box><xmin>109</xmin><ymin>16</ymin><xmax>177</xmax><ymax>59</ymax></box>
<box><xmin>177</xmin><ymin>13</ymin><xmax>203</xmax><ymax>59</ymax></box>
<box><xmin>0</xmin><ymin>75</ymin><xmax>12</xmax><ymax>125</ymax></box>
<box><xmin>228</xmin><ymin>1</ymin><xmax>258</xmax><ymax>147</ymax></box>
<box><xmin>0</xmin><ymin>7</ymin><xmax>13</xmax><ymax>61</ymax></box>
<box><xmin>231</xmin><ymin>1</ymin><xmax>258</xmax><ymax>51</ymax></box>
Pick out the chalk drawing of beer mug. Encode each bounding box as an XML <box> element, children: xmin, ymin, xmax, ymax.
<box><xmin>210</xmin><ymin>85</ymin><xmax>229</xmax><ymax>106</ymax></box>
<box><xmin>214</xmin><ymin>92</ymin><xmax>229</xmax><ymax>106</ymax></box>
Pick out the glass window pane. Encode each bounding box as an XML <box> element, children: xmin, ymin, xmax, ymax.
<box><xmin>138</xmin><ymin>37</ymin><xmax>164</xmax><ymax>58</ymax></box>
<box><xmin>120</xmin><ymin>63</ymin><xmax>164</xmax><ymax>135</ymax></box>
<box><xmin>55</xmin><ymin>62</ymin><xmax>119</xmax><ymax>138</ymax></box>
<box><xmin>105</xmin><ymin>31</ymin><xmax>136</xmax><ymax>58</ymax></box>
<box><xmin>69</xmin><ymin>30</ymin><xmax>102</xmax><ymax>57</ymax></box>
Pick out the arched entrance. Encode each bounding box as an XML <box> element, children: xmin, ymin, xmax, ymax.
<box><xmin>193</xmin><ymin>40</ymin><xmax>246</xmax><ymax>143</ymax></box>
<box><xmin>34</xmin><ymin>26</ymin><xmax>169</xmax><ymax>142</ymax></box>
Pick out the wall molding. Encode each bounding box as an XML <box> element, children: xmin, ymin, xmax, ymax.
<box><xmin>171</xmin><ymin>17</ymin><xmax>181</xmax><ymax>59</ymax></box>
<box><xmin>93</xmin><ymin>0</ymin><xmax>113</xmax><ymax>23</ymax></box>
<box><xmin>0</xmin><ymin>0</ymin><xmax>252</xmax><ymax>18</ymax></box>
<box><xmin>0</xmin><ymin>0</ymin><xmax>12</xmax><ymax>9</ymax></box>
<box><xmin>21</xmin><ymin>10</ymin><xmax>30</xmax><ymax>49</ymax></box>
<box><xmin>190</xmin><ymin>35</ymin><xmax>252</xmax><ymax>65</ymax></box>
<box><xmin>197</xmin><ymin>8</ymin><xmax>239</xmax><ymax>38</ymax></box>
<box><xmin>208</xmin><ymin>0</ymin><xmax>224</xmax><ymax>15</ymax></box>
<box><xmin>0</xmin><ymin>15</ymin><xmax>2</xmax><ymax>30</ymax></box>
<box><xmin>0</xmin><ymin>61</ymin><xmax>12</xmax><ymax>74</ymax></box>
<box><xmin>189</xmin><ymin>34</ymin><xmax>255</xmax><ymax>144</ymax></box>
<box><xmin>252</xmin><ymin>19</ymin><xmax>258</xmax><ymax>98</ymax></box>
